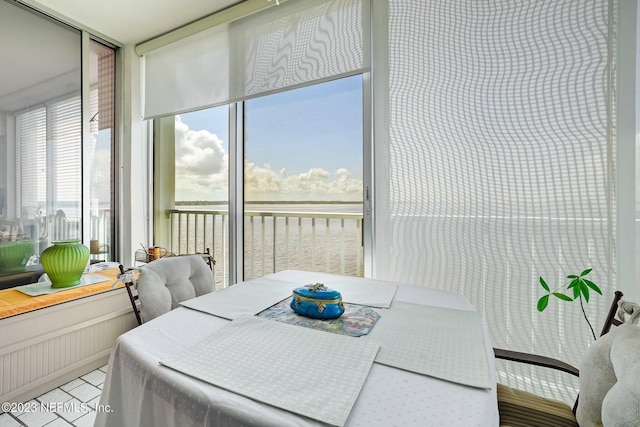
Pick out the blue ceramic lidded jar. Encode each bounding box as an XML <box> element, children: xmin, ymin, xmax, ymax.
<box><xmin>290</xmin><ymin>283</ymin><xmax>345</xmax><ymax>319</ymax></box>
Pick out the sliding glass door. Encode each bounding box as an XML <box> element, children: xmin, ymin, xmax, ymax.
<box><xmin>155</xmin><ymin>76</ymin><xmax>365</xmax><ymax>286</ymax></box>
<box><xmin>0</xmin><ymin>1</ymin><xmax>118</xmax><ymax>278</ymax></box>
<box><xmin>243</xmin><ymin>76</ymin><xmax>364</xmax><ymax>280</ymax></box>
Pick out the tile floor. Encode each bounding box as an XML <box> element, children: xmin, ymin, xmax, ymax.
<box><xmin>0</xmin><ymin>365</ymin><xmax>107</xmax><ymax>427</ymax></box>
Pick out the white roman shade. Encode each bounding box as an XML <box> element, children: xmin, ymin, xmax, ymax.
<box><xmin>143</xmin><ymin>0</ymin><xmax>369</xmax><ymax>119</ymax></box>
<box><xmin>144</xmin><ymin>24</ymin><xmax>230</xmax><ymax>120</ymax></box>
<box><xmin>375</xmin><ymin>0</ymin><xmax>622</xmax><ymax>404</ymax></box>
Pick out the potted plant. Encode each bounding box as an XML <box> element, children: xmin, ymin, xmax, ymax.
<box><xmin>537</xmin><ymin>268</ymin><xmax>603</xmax><ymax>340</ymax></box>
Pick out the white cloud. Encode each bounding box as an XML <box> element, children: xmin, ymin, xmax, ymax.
<box><xmin>174</xmin><ymin>117</ymin><xmax>363</xmax><ymax>202</ymax></box>
<box><xmin>174</xmin><ymin>116</ymin><xmax>228</xmax><ymax>201</ymax></box>
<box><xmin>243</xmin><ymin>163</ymin><xmax>362</xmax><ymax>201</ymax></box>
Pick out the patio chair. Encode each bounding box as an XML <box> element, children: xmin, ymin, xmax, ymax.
<box><xmin>121</xmin><ymin>254</ymin><xmax>215</xmax><ymax>324</ymax></box>
<box><xmin>493</xmin><ymin>290</ymin><xmax>631</xmax><ymax>426</ymax></box>
<box><xmin>119</xmin><ymin>265</ymin><xmax>142</xmax><ymax>325</ymax></box>
<box><xmin>172</xmin><ymin>247</ymin><xmax>216</xmax><ymax>270</ymax></box>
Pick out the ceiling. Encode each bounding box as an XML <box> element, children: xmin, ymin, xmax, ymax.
<box><xmin>30</xmin><ymin>0</ymin><xmax>243</xmax><ymax>45</ymax></box>
<box><xmin>1</xmin><ymin>0</ymin><xmax>246</xmax><ymax>111</ymax></box>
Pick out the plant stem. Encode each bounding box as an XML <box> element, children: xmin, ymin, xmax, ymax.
<box><xmin>579</xmin><ymin>295</ymin><xmax>596</xmax><ymax>341</ymax></box>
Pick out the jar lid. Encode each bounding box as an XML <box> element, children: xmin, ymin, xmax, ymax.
<box><xmin>292</xmin><ymin>283</ymin><xmax>342</xmax><ymax>300</ymax></box>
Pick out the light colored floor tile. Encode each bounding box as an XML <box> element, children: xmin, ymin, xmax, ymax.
<box><xmin>53</xmin><ymin>398</ymin><xmax>85</xmax><ymax>423</ymax></box>
<box><xmin>66</xmin><ymin>383</ymin><xmax>101</xmax><ymax>403</ymax></box>
<box><xmin>86</xmin><ymin>396</ymin><xmax>101</xmax><ymax>411</ymax></box>
<box><xmin>9</xmin><ymin>399</ymin><xmax>39</xmax><ymax>417</ymax></box>
<box><xmin>59</xmin><ymin>379</ymin><xmax>84</xmax><ymax>393</ymax></box>
<box><xmin>37</xmin><ymin>388</ymin><xmax>72</xmax><ymax>405</ymax></box>
<box><xmin>4</xmin><ymin>369</ymin><xmax>106</xmax><ymax>427</ymax></box>
<box><xmin>70</xmin><ymin>411</ymin><xmax>96</xmax><ymax>427</ymax></box>
<box><xmin>17</xmin><ymin>409</ymin><xmax>58</xmax><ymax>427</ymax></box>
<box><xmin>0</xmin><ymin>413</ymin><xmax>21</xmax><ymax>426</ymax></box>
<box><xmin>80</xmin><ymin>369</ymin><xmax>105</xmax><ymax>387</ymax></box>
<box><xmin>43</xmin><ymin>417</ymin><xmax>71</xmax><ymax>426</ymax></box>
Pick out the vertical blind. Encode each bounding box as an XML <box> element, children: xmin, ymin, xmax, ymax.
<box><xmin>48</xmin><ymin>95</ymin><xmax>82</xmax><ymax>232</ymax></box>
<box><xmin>16</xmin><ymin>106</ymin><xmax>47</xmax><ymax>211</ymax></box>
<box><xmin>377</xmin><ymin>0</ymin><xmax>617</xmax><ymax>403</ymax></box>
<box><xmin>16</xmin><ymin>94</ymin><xmax>82</xmax><ymax>240</ymax></box>
<box><xmin>143</xmin><ymin>0</ymin><xmax>369</xmax><ymax>119</ymax></box>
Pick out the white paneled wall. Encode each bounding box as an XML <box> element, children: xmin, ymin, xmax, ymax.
<box><xmin>0</xmin><ymin>289</ymin><xmax>136</xmax><ymax>403</ymax></box>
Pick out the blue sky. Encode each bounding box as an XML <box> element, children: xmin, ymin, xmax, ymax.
<box><xmin>181</xmin><ymin>75</ymin><xmax>362</xmax><ymax>175</ymax></box>
<box><xmin>244</xmin><ymin>76</ymin><xmax>363</xmax><ymax>176</ymax></box>
<box><xmin>177</xmin><ymin>75</ymin><xmax>363</xmax><ymax>201</ymax></box>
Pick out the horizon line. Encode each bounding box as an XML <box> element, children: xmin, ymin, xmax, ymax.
<box><xmin>176</xmin><ymin>200</ymin><xmax>363</xmax><ymax>205</ymax></box>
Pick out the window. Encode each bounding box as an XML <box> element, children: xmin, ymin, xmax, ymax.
<box><xmin>154</xmin><ymin>106</ymin><xmax>230</xmax><ymax>288</ymax></box>
<box><xmin>244</xmin><ymin>76</ymin><xmax>364</xmax><ymax>279</ymax></box>
<box><xmin>154</xmin><ymin>76</ymin><xmax>364</xmax><ymax>286</ymax></box>
<box><xmin>375</xmin><ymin>0</ymin><xmax>623</xmax><ymax>404</ymax></box>
<box><xmin>16</xmin><ymin>94</ymin><xmax>82</xmax><ymax>246</ymax></box>
<box><xmin>88</xmin><ymin>40</ymin><xmax>116</xmax><ymax>262</ymax></box>
<box><xmin>0</xmin><ymin>0</ymin><xmax>117</xmax><ymax>277</ymax></box>
<box><xmin>145</xmin><ymin>0</ymin><xmax>369</xmax><ymax>286</ymax></box>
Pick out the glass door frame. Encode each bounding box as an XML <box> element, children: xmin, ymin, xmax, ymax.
<box><xmin>228</xmin><ymin>73</ymin><xmax>373</xmax><ymax>284</ymax></box>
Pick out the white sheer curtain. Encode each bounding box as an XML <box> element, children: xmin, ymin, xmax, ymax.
<box><xmin>374</xmin><ymin>0</ymin><xmax>619</xmax><ymax>403</ymax></box>
<box><xmin>143</xmin><ymin>0</ymin><xmax>369</xmax><ymax>119</ymax></box>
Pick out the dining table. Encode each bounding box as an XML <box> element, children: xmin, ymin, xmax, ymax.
<box><xmin>94</xmin><ymin>269</ymin><xmax>499</xmax><ymax>427</ymax></box>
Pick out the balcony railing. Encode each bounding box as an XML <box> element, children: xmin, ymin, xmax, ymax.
<box><xmin>166</xmin><ymin>209</ymin><xmax>364</xmax><ymax>289</ymax></box>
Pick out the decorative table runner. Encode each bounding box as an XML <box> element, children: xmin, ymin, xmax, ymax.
<box><xmin>15</xmin><ymin>274</ymin><xmax>112</xmax><ymax>296</ymax></box>
<box><xmin>182</xmin><ymin>271</ymin><xmax>399</xmax><ymax>321</ymax></box>
<box><xmin>180</xmin><ymin>277</ymin><xmax>294</xmax><ymax>319</ymax></box>
<box><xmin>257</xmin><ymin>296</ymin><xmax>381</xmax><ymax>337</ymax></box>
<box><xmin>160</xmin><ymin>314</ymin><xmax>380</xmax><ymax>427</ymax></box>
<box><xmin>362</xmin><ymin>301</ymin><xmax>491</xmax><ymax>389</ymax></box>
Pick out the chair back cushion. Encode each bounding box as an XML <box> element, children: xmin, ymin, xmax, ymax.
<box><xmin>137</xmin><ymin>255</ymin><xmax>214</xmax><ymax>322</ymax></box>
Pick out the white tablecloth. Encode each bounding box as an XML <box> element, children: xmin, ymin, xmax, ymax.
<box><xmin>95</xmin><ymin>272</ymin><xmax>499</xmax><ymax>427</ymax></box>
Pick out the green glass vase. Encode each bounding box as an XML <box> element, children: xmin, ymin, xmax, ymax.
<box><xmin>0</xmin><ymin>240</ymin><xmax>34</xmax><ymax>273</ymax></box>
<box><xmin>41</xmin><ymin>240</ymin><xmax>90</xmax><ymax>288</ymax></box>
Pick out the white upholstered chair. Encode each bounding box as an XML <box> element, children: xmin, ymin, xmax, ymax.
<box><xmin>135</xmin><ymin>254</ymin><xmax>214</xmax><ymax>323</ymax></box>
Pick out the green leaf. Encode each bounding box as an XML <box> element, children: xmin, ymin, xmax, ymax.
<box><xmin>567</xmin><ymin>277</ymin><xmax>580</xmax><ymax>289</ymax></box>
<box><xmin>567</xmin><ymin>274</ymin><xmax>579</xmax><ymax>279</ymax></box>
<box><xmin>580</xmin><ymin>268</ymin><xmax>592</xmax><ymax>277</ymax></box>
<box><xmin>553</xmin><ymin>292</ymin><xmax>573</xmax><ymax>301</ymax></box>
<box><xmin>539</xmin><ymin>277</ymin><xmax>550</xmax><ymax>292</ymax></box>
<box><xmin>580</xmin><ymin>279</ymin><xmax>590</xmax><ymax>302</ymax></box>
<box><xmin>537</xmin><ymin>295</ymin><xmax>549</xmax><ymax>311</ymax></box>
<box><xmin>572</xmin><ymin>281</ymin><xmax>581</xmax><ymax>299</ymax></box>
<box><xmin>584</xmin><ymin>279</ymin><xmax>602</xmax><ymax>295</ymax></box>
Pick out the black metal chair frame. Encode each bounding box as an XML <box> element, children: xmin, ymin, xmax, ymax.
<box><xmin>493</xmin><ymin>290</ymin><xmax>624</xmax><ymax>413</ymax></box>
<box><xmin>119</xmin><ymin>264</ymin><xmax>142</xmax><ymax>325</ymax></box>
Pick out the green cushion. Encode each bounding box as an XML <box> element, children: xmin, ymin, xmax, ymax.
<box><xmin>497</xmin><ymin>383</ymin><xmax>579</xmax><ymax>427</ymax></box>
